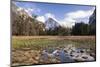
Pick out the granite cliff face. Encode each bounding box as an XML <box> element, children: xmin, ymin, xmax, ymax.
<box><xmin>11</xmin><ymin>2</ymin><xmax>45</xmax><ymax>35</ymax></box>
<box><xmin>89</xmin><ymin>9</ymin><xmax>96</xmax><ymax>35</ymax></box>
<box><xmin>45</xmin><ymin>18</ymin><xmax>60</xmax><ymax>30</ymax></box>
<box><xmin>89</xmin><ymin>9</ymin><xmax>96</xmax><ymax>25</ymax></box>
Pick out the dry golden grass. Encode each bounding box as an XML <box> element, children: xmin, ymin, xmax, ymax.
<box><xmin>13</xmin><ymin>36</ymin><xmax>95</xmax><ymax>40</ymax></box>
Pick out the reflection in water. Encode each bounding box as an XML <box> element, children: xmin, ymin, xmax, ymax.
<box><xmin>40</xmin><ymin>45</ymin><xmax>95</xmax><ymax>63</ymax></box>
<box><xmin>58</xmin><ymin>50</ymin><xmax>75</xmax><ymax>63</ymax></box>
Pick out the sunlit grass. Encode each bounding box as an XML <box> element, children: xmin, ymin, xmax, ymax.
<box><xmin>12</xmin><ymin>36</ymin><xmax>96</xmax><ymax>51</ymax></box>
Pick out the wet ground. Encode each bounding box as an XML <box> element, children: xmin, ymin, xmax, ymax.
<box><xmin>12</xmin><ymin>44</ymin><xmax>96</xmax><ymax>66</ymax></box>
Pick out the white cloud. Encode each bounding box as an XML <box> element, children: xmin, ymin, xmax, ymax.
<box><xmin>66</xmin><ymin>10</ymin><xmax>93</xmax><ymax>19</ymax></box>
<box><xmin>60</xmin><ymin>8</ymin><xmax>95</xmax><ymax>27</ymax></box>
<box><xmin>45</xmin><ymin>13</ymin><xmax>60</xmax><ymax>23</ymax></box>
<box><xmin>27</xmin><ymin>8</ymin><xmax>34</xmax><ymax>12</ymax></box>
<box><xmin>64</xmin><ymin>17</ymin><xmax>76</xmax><ymax>22</ymax></box>
<box><xmin>39</xmin><ymin>9</ymin><xmax>94</xmax><ymax>28</ymax></box>
<box><xmin>17</xmin><ymin>6</ymin><xmax>94</xmax><ymax>28</ymax></box>
<box><xmin>24</xmin><ymin>8</ymin><xmax>33</xmax><ymax>17</ymax></box>
<box><xmin>59</xmin><ymin>18</ymin><xmax>76</xmax><ymax>28</ymax></box>
<box><xmin>45</xmin><ymin>13</ymin><xmax>55</xmax><ymax>19</ymax></box>
<box><xmin>43</xmin><ymin>13</ymin><xmax>75</xmax><ymax>27</ymax></box>
<box><xmin>24</xmin><ymin>8</ymin><xmax>33</xmax><ymax>13</ymax></box>
<box><xmin>36</xmin><ymin>16</ymin><xmax>45</xmax><ymax>22</ymax></box>
<box><xmin>17</xmin><ymin>7</ymin><xmax>23</xmax><ymax>11</ymax></box>
<box><xmin>36</xmin><ymin>13</ymin><xmax>60</xmax><ymax>23</ymax></box>
<box><xmin>36</xmin><ymin>13</ymin><xmax>56</xmax><ymax>23</ymax></box>
<box><xmin>25</xmin><ymin>7</ymin><xmax>41</xmax><ymax>17</ymax></box>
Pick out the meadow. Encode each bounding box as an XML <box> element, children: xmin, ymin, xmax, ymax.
<box><xmin>12</xmin><ymin>36</ymin><xmax>96</xmax><ymax>66</ymax></box>
<box><xmin>12</xmin><ymin>36</ymin><xmax>96</xmax><ymax>51</ymax></box>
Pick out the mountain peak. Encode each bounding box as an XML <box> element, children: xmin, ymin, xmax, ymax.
<box><xmin>45</xmin><ymin>18</ymin><xmax>60</xmax><ymax>30</ymax></box>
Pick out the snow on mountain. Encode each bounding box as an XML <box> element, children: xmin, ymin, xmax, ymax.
<box><xmin>45</xmin><ymin>18</ymin><xmax>61</xmax><ymax>30</ymax></box>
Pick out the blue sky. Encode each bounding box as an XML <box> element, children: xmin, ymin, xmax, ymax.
<box><xmin>14</xmin><ymin>1</ymin><xmax>95</xmax><ymax>27</ymax></box>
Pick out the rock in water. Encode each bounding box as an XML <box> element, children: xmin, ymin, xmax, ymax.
<box><xmin>90</xmin><ymin>53</ymin><xmax>96</xmax><ymax>58</ymax></box>
<box><xmin>81</xmin><ymin>54</ymin><xmax>95</xmax><ymax>61</ymax></box>
<box><xmin>73</xmin><ymin>53</ymin><xmax>95</xmax><ymax>62</ymax></box>
<box><xmin>52</xmin><ymin>49</ymin><xmax>60</xmax><ymax>56</ymax></box>
<box><xmin>59</xmin><ymin>50</ymin><xmax>75</xmax><ymax>63</ymax></box>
